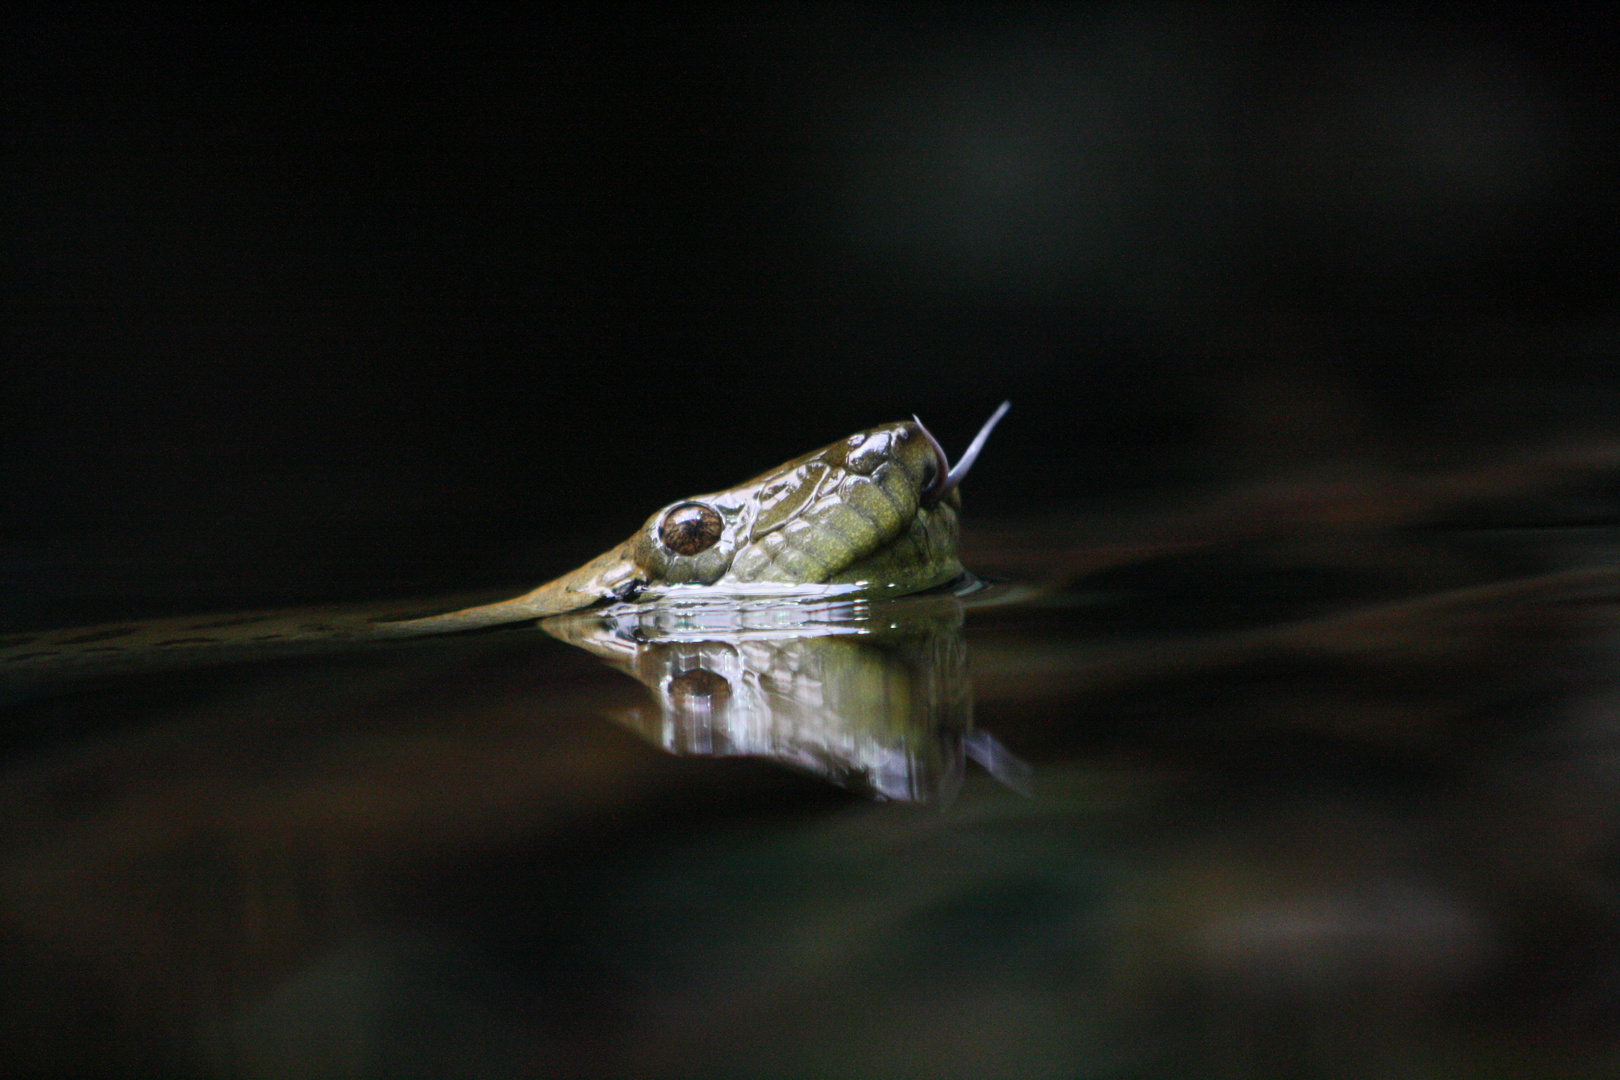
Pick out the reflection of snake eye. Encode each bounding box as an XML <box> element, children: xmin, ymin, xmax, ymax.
<box><xmin>669</xmin><ymin>667</ymin><xmax>730</xmax><ymax>708</ymax></box>
<box><xmin>658</xmin><ymin>502</ymin><xmax>723</xmax><ymax>556</ymax></box>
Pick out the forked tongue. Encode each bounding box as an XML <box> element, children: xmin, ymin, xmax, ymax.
<box><xmin>914</xmin><ymin>400</ymin><xmax>1010</xmax><ymax>504</ymax></box>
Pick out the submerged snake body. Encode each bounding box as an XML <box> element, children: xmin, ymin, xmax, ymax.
<box><xmin>1</xmin><ymin>410</ymin><xmax>1005</xmax><ymax>679</ymax></box>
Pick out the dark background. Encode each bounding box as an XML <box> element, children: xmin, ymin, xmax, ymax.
<box><xmin>4</xmin><ymin>9</ymin><xmax>1617</xmax><ymax>624</ymax></box>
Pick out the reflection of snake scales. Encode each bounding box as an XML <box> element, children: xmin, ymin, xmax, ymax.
<box><xmin>1</xmin><ymin>404</ymin><xmax>1009</xmax><ymax>678</ymax></box>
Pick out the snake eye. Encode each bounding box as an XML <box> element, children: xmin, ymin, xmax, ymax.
<box><xmin>658</xmin><ymin>502</ymin><xmax>723</xmax><ymax>556</ymax></box>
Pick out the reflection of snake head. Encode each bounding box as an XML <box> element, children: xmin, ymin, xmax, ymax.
<box><xmin>398</xmin><ymin>404</ymin><xmax>1009</xmax><ymax>629</ymax></box>
<box><xmin>545</xmin><ymin>593</ymin><xmax>980</xmax><ymax>802</ymax></box>
<box><xmin>545</xmin><ymin>593</ymin><xmax>1033</xmax><ymax>803</ymax></box>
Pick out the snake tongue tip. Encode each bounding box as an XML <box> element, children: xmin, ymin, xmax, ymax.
<box><xmin>913</xmin><ymin>401</ymin><xmax>1009</xmax><ymax>504</ymax></box>
<box><xmin>940</xmin><ymin>400</ymin><xmax>1010</xmax><ymax>496</ymax></box>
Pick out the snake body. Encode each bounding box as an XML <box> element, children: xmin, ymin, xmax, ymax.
<box><xmin>1</xmin><ymin>408</ymin><xmax>1007</xmax><ymax>680</ymax></box>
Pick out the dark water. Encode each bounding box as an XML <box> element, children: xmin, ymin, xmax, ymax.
<box><xmin>4</xmin><ymin>467</ymin><xmax>1620</xmax><ymax>1079</ymax></box>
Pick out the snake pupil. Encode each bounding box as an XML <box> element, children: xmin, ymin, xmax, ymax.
<box><xmin>658</xmin><ymin>502</ymin><xmax>723</xmax><ymax>556</ymax></box>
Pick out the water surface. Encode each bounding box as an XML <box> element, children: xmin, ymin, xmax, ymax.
<box><xmin>4</xmin><ymin>454</ymin><xmax>1620</xmax><ymax>1078</ymax></box>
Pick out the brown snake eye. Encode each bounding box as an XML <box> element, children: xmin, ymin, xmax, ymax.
<box><xmin>658</xmin><ymin>502</ymin><xmax>723</xmax><ymax>556</ymax></box>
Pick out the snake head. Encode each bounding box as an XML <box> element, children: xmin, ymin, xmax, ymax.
<box><xmin>639</xmin><ymin>419</ymin><xmax>960</xmax><ymax>591</ymax></box>
<box><xmin>393</xmin><ymin>404</ymin><xmax>1007</xmax><ymax>630</ymax></box>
